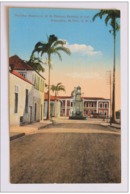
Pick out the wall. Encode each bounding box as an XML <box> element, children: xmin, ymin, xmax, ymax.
<box><xmin>9</xmin><ymin>73</ymin><xmax>32</xmax><ymax>125</ymax></box>
<box><xmin>9</xmin><ymin>72</ymin><xmax>45</xmax><ymax>126</ymax></box>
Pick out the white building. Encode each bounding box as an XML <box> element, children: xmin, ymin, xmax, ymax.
<box><xmin>44</xmin><ymin>92</ymin><xmax>61</xmax><ymax>119</ymax></box>
<box><xmin>59</xmin><ymin>96</ymin><xmax>110</xmax><ymax>118</ymax></box>
<box><xmin>9</xmin><ymin>55</ymin><xmax>45</xmax><ymax>126</ymax></box>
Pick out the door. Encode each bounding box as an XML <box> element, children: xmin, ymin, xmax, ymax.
<box><xmin>29</xmin><ymin>106</ymin><xmax>32</xmax><ymax>123</ymax></box>
<box><xmin>34</xmin><ymin>103</ymin><xmax>37</xmax><ymax>121</ymax></box>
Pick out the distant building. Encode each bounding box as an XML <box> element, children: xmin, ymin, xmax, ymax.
<box><xmin>44</xmin><ymin>92</ymin><xmax>61</xmax><ymax>119</ymax></box>
<box><xmin>43</xmin><ymin>86</ymin><xmax>110</xmax><ymax>118</ymax></box>
<box><xmin>58</xmin><ymin>96</ymin><xmax>110</xmax><ymax>118</ymax></box>
<box><xmin>9</xmin><ymin>55</ymin><xmax>45</xmax><ymax>126</ymax></box>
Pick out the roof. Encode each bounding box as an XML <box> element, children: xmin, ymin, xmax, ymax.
<box><xmin>9</xmin><ymin>55</ymin><xmax>45</xmax><ymax>80</ymax></box>
<box><xmin>44</xmin><ymin>92</ymin><xmax>59</xmax><ymax>101</ymax></box>
<box><xmin>11</xmin><ymin>70</ymin><xmax>33</xmax><ymax>85</ymax></box>
<box><xmin>9</xmin><ymin>55</ymin><xmax>33</xmax><ymax>70</ymax></box>
<box><xmin>83</xmin><ymin>97</ymin><xmax>109</xmax><ymax>100</ymax></box>
<box><xmin>57</xmin><ymin>96</ymin><xmax>71</xmax><ymax>99</ymax></box>
<box><xmin>45</xmin><ymin>95</ymin><xmax>110</xmax><ymax>101</ymax></box>
<box><xmin>57</xmin><ymin>96</ymin><xmax>109</xmax><ymax>100</ymax></box>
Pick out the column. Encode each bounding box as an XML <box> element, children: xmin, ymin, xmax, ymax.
<box><xmin>108</xmin><ymin>100</ymin><xmax>110</xmax><ymax>117</ymax></box>
<box><xmin>65</xmin><ymin>99</ymin><xmax>67</xmax><ymax>117</ymax></box>
<box><xmin>96</xmin><ymin>100</ymin><xmax>99</xmax><ymax>113</ymax></box>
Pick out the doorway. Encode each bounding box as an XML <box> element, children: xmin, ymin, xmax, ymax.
<box><xmin>29</xmin><ymin>106</ymin><xmax>32</xmax><ymax>123</ymax></box>
<box><xmin>34</xmin><ymin>103</ymin><xmax>37</xmax><ymax>121</ymax></box>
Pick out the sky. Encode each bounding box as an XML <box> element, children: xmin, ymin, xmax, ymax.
<box><xmin>9</xmin><ymin>8</ymin><xmax>120</xmax><ymax>110</ymax></box>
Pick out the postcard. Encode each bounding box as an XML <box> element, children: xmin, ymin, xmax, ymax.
<box><xmin>1</xmin><ymin>1</ymin><xmax>128</xmax><ymax>193</ymax></box>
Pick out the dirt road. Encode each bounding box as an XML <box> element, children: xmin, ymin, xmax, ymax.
<box><xmin>10</xmin><ymin>120</ymin><xmax>121</xmax><ymax>183</ymax></box>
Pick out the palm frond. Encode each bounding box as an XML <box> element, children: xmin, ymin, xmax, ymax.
<box><xmin>50</xmin><ymin>49</ymin><xmax>62</xmax><ymax>61</ymax></box>
<box><xmin>51</xmin><ymin>85</ymin><xmax>56</xmax><ymax>92</ymax></box>
<box><xmin>93</xmin><ymin>9</ymin><xmax>120</xmax><ymax>33</ymax></box>
<box><xmin>56</xmin><ymin>46</ymin><xmax>71</xmax><ymax>55</ymax></box>
<box><xmin>52</xmin><ymin>40</ymin><xmax>66</xmax><ymax>47</ymax></box>
<box><xmin>105</xmin><ymin>15</ymin><xmax>111</xmax><ymax>25</ymax></box>
<box><xmin>92</xmin><ymin>12</ymin><xmax>101</xmax><ymax>21</ymax></box>
<box><xmin>58</xmin><ymin>86</ymin><xmax>65</xmax><ymax>92</ymax></box>
<box><xmin>27</xmin><ymin>54</ymin><xmax>45</xmax><ymax>72</ymax></box>
<box><xmin>57</xmin><ymin>82</ymin><xmax>62</xmax><ymax>86</ymax></box>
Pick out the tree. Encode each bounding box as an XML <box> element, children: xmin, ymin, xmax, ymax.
<box><xmin>26</xmin><ymin>54</ymin><xmax>45</xmax><ymax>72</ymax></box>
<box><xmin>32</xmin><ymin>35</ymin><xmax>71</xmax><ymax>120</ymax></box>
<box><xmin>51</xmin><ymin>82</ymin><xmax>66</xmax><ymax>117</ymax></box>
<box><xmin>51</xmin><ymin>82</ymin><xmax>66</xmax><ymax>97</ymax></box>
<box><xmin>93</xmin><ymin>10</ymin><xmax>120</xmax><ymax>123</ymax></box>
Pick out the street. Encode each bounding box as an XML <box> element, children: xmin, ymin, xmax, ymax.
<box><xmin>10</xmin><ymin>118</ymin><xmax>121</xmax><ymax>183</ymax></box>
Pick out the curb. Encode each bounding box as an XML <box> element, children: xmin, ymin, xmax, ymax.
<box><xmin>110</xmin><ymin>125</ymin><xmax>121</xmax><ymax>129</ymax></box>
<box><xmin>10</xmin><ymin>133</ymin><xmax>25</xmax><ymax>141</ymax></box>
<box><xmin>100</xmin><ymin>123</ymin><xmax>121</xmax><ymax>129</ymax></box>
<box><xmin>38</xmin><ymin>123</ymin><xmax>53</xmax><ymax>130</ymax></box>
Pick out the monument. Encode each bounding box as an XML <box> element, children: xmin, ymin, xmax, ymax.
<box><xmin>69</xmin><ymin>86</ymin><xmax>86</xmax><ymax>120</ymax></box>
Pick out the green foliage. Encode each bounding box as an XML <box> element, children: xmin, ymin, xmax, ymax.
<box><xmin>92</xmin><ymin>10</ymin><xmax>120</xmax><ymax>35</ymax></box>
<box><xmin>26</xmin><ymin>55</ymin><xmax>45</xmax><ymax>72</ymax></box>
<box><xmin>31</xmin><ymin>34</ymin><xmax>71</xmax><ymax>62</ymax></box>
<box><xmin>51</xmin><ymin>82</ymin><xmax>66</xmax><ymax>96</ymax></box>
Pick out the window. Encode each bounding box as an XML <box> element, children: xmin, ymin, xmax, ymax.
<box><xmin>40</xmin><ymin>79</ymin><xmax>42</xmax><ymax>91</ymax></box>
<box><xmin>105</xmin><ymin>103</ymin><xmax>108</xmax><ymax>108</ymax></box>
<box><xmin>67</xmin><ymin>100</ymin><xmax>70</xmax><ymax>106</ymax></box>
<box><xmin>25</xmin><ymin>89</ymin><xmax>28</xmax><ymax>113</ymax></box>
<box><xmin>14</xmin><ymin>85</ymin><xmax>18</xmax><ymax>113</ymax></box>
<box><xmin>19</xmin><ymin>72</ymin><xmax>26</xmax><ymax>78</ymax></box>
<box><xmin>38</xmin><ymin>77</ymin><xmax>40</xmax><ymax>90</ymax></box>
<box><xmin>34</xmin><ymin>75</ymin><xmax>41</xmax><ymax>90</ymax></box>
<box><xmin>100</xmin><ymin>103</ymin><xmax>102</xmax><ymax>108</ymax></box>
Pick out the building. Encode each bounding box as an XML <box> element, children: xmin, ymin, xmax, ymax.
<box><xmin>59</xmin><ymin>96</ymin><xmax>110</xmax><ymax>118</ymax></box>
<box><xmin>44</xmin><ymin>92</ymin><xmax>61</xmax><ymax>119</ymax></box>
<box><xmin>43</xmin><ymin>86</ymin><xmax>110</xmax><ymax>118</ymax></box>
<box><xmin>9</xmin><ymin>55</ymin><xmax>45</xmax><ymax>126</ymax></box>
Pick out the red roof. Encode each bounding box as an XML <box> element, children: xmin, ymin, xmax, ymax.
<box><xmin>57</xmin><ymin>96</ymin><xmax>107</xmax><ymax>100</ymax></box>
<box><xmin>44</xmin><ymin>92</ymin><xmax>59</xmax><ymax>101</ymax></box>
<box><xmin>83</xmin><ymin>97</ymin><xmax>107</xmax><ymax>100</ymax></box>
<box><xmin>57</xmin><ymin>96</ymin><xmax>71</xmax><ymax>99</ymax></box>
<box><xmin>11</xmin><ymin>70</ymin><xmax>33</xmax><ymax>85</ymax></box>
<box><xmin>44</xmin><ymin>94</ymin><xmax>109</xmax><ymax>101</ymax></box>
<box><xmin>9</xmin><ymin>55</ymin><xmax>33</xmax><ymax>70</ymax></box>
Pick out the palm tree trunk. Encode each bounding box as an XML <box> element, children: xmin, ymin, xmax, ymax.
<box><xmin>111</xmin><ymin>19</ymin><xmax>116</xmax><ymax>123</ymax></box>
<box><xmin>47</xmin><ymin>54</ymin><xmax>51</xmax><ymax>120</ymax></box>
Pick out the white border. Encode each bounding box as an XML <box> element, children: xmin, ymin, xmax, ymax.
<box><xmin>1</xmin><ymin>1</ymin><xmax>129</xmax><ymax>192</ymax></box>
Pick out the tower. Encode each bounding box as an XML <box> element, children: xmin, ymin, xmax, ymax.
<box><xmin>69</xmin><ymin>86</ymin><xmax>86</xmax><ymax>120</ymax></box>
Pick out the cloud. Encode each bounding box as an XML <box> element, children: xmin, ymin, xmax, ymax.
<box><xmin>66</xmin><ymin>43</ymin><xmax>102</xmax><ymax>56</ymax></box>
<box><xmin>65</xmin><ymin>72</ymin><xmax>102</xmax><ymax>79</ymax></box>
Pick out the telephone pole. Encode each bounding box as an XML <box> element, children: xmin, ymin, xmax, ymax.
<box><xmin>106</xmin><ymin>71</ymin><xmax>112</xmax><ymax>122</ymax></box>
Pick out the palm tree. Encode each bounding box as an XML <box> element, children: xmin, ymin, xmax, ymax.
<box><xmin>25</xmin><ymin>54</ymin><xmax>45</xmax><ymax>72</ymax></box>
<box><xmin>51</xmin><ymin>82</ymin><xmax>66</xmax><ymax>117</ymax></box>
<box><xmin>93</xmin><ymin>10</ymin><xmax>120</xmax><ymax>123</ymax></box>
<box><xmin>51</xmin><ymin>82</ymin><xmax>66</xmax><ymax>97</ymax></box>
<box><xmin>31</xmin><ymin>35</ymin><xmax>71</xmax><ymax>120</ymax></box>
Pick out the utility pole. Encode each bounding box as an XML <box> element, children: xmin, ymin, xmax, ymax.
<box><xmin>106</xmin><ymin>71</ymin><xmax>112</xmax><ymax>122</ymax></box>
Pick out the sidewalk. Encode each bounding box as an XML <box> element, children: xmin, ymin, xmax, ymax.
<box><xmin>100</xmin><ymin>122</ymin><xmax>121</xmax><ymax>129</ymax></box>
<box><xmin>10</xmin><ymin>120</ymin><xmax>52</xmax><ymax>141</ymax></box>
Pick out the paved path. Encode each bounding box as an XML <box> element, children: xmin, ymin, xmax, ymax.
<box><xmin>10</xmin><ymin>119</ymin><xmax>121</xmax><ymax>184</ymax></box>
